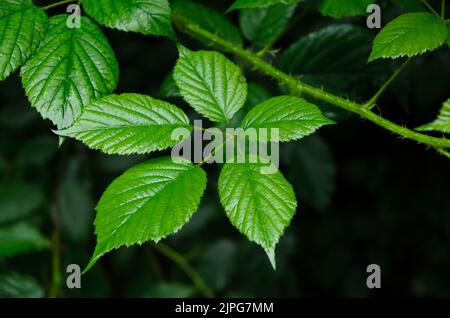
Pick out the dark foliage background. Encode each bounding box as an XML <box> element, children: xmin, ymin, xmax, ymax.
<box><xmin>0</xmin><ymin>0</ymin><xmax>449</xmax><ymax>297</ymax></box>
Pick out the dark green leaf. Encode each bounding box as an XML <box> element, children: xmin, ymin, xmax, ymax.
<box><xmin>158</xmin><ymin>71</ymin><xmax>181</xmax><ymax>99</ymax></box>
<box><xmin>172</xmin><ymin>0</ymin><xmax>243</xmax><ymax>45</ymax></box>
<box><xmin>228</xmin><ymin>0</ymin><xmax>302</xmax><ymax>11</ymax></box>
<box><xmin>278</xmin><ymin>24</ymin><xmax>381</xmax><ymax>93</ymax></box>
<box><xmin>0</xmin><ymin>223</ymin><xmax>50</xmax><ymax>258</ymax></box>
<box><xmin>59</xmin><ymin>159</ymin><xmax>94</xmax><ymax>243</ymax></box>
<box><xmin>0</xmin><ymin>183</ymin><xmax>44</xmax><ymax>225</ymax></box>
<box><xmin>283</xmin><ymin>136</ymin><xmax>336</xmax><ymax>210</ymax></box>
<box><xmin>317</xmin><ymin>0</ymin><xmax>373</xmax><ymax>18</ymax></box>
<box><xmin>0</xmin><ymin>272</ymin><xmax>44</xmax><ymax>298</ymax></box>
<box><xmin>240</xmin><ymin>3</ymin><xmax>296</xmax><ymax>47</ymax></box>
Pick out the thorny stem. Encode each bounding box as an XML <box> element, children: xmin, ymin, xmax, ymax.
<box><xmin>42</xmin><ymin>0</ymin><xmax>75</xmax><ymax>10</ymax></box>
<box><xmin>364</xmin><ymin>58</ymin><xmax>412</xmax><ymax>110</ymax></box>
<box><xmin>154</xmin><ymin>243</ymin><xmax>214</xmax><ymax>298</ymax></box>
<box><xmin>436</xmin><ymin>147</ymin><xmax>450</xmax><ymax>159</ymax></box>
<box><xmin>172</xmin><ymin>15</ymin><xmax>450</xmax><ymax>154</ymax></box>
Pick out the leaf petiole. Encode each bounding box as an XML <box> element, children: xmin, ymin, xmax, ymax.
<box><xmin>421</xmin><ymin>0</ymin><xmax>442</xmax><ymax>19</ymax></box>
<box><xmin>364</xmin><ymin>58</ymin><xmax>412</xmax><ymax>110</ymax></box>
<box><xmin>42</xmin><ymin>0</ymin><xmax>76</xmax><ymax>11</ymax></box>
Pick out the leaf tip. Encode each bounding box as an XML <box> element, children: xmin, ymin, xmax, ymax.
<box><xmin>265</xmin><ymin>247</ymin><xmax>277</xmax><ymax>270</ymax></box>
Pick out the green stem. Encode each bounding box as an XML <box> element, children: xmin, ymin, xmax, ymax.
<box><xmin>172</xmin><ymin>15</ymin><xmax>450</xmax><ymax>150</ymax></box>
<box><xmin>43</xmin><ymin>0</ymin><xmax>76</xmax><ymax>10</ymax></box>
<box><xmin>198</xmin><ymin>132</ymin><xmax>235</xmax><ymax>166</ymax></box>
<box><xmin>441</xmin><ymin>0</ymin><xmax>446</xmax><ymax>18</ymax></box>
<box><xmin>422</xmin><ymin>0</ymin><xmax>441</xmax><ymax>18</ymax></box>
<box><xmin>364</xmin><ymin>58</ymin><xmax>411</xmax><ymax>109</ymax></box>
<box><xmin>154</xmin><ymin>243</ymin><xmax>214</xmax><ymax>298</ymax></box>
<box><xmin>436</xmin><ymin>147</ymin><xmax>450</xmax><ymax>159</ymax></box>
<box><xmin>48</xmin><ymin>230</ymin><xmax>62</xmax><ymax>298</ymax></box>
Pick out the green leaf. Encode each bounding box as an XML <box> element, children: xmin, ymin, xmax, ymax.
<box><xmin>198</xmin><ymin>239</ymin><xmax>237</xmax><ymax>292</ymax></box>
<box><xmin>317</xmin><ymin>0</ymin><xmax>373</xmax><ymax>18</ymax></box>
<box><xmin>448</xmin><ymin>25</ymin><xmax>450</xmax><ymax>48</ymax></box>
<box><xmin>59</xmin><ymin>158</ymin><xmax>94</xmax><ymax>243</ymax></box>
<box><xmin>240</xmin><ymin>3</ymin><xmax>296</xmax><ymax>47</ymax></box>
<box><xmin>232</xmin><ymin>82</ymin><xmax>272</xmax><ymax>125</ymax></box>
<box><xmin>171</xmin><ymin>0</ymin><xmax>243</xmax><ymax>46</ymax></box>
<box><xmin>147</xmin><ymin>282</ymin><xmax>195</xmax><ymax>298</ymax></box>
<box><xmin>158</xmin><ymin>71</ymin><xmax>181</xmax><ymax>99</ymax></box>
<box><xmin>244</xmin><ymin>83</ymin><xmax>272</xmax><ymax>112</ymax></box>
<box><xmin>417</xmin><ymin>99</ymin><xmax>450</xmax><ymax>134</ymax></box>
<box><xmin>57</xmin><ymin>93</ymin><xmax>191</xmax><ymax>155</ymax></box>
<box><xmin>0</xmin><ymin>0</ymin><xmax>48</xmax><ymax>81</ymax></box>
<box><xmin>0</xmin><ymin>183</ymin><xmax>44</xmax><ymax>225</ymax></box>
<box><xmin>218</xmin><ymin>160</ymin><xmax>297</xmax><ymax>268</ymax></box>
<box><xmin>17</xmin><ymin>135</ymin><xmax>58</xmax><ymax>167</ymax></box>
<box><xmin>283</xmin><ymin>136</ymin><xmax>336</xmax><ymax>211</ymax></box>
<box><xmin>82</xmin><ymin>0</ymin><xmax>174</xmax><ymax>38</ymax></box>
<box><xmin>21</xmin><ymin>15</ymin><xmax>119</xmax><ymax>129</ymax></box>
<box><xmin>0</xmin><ymin>223</ymin><xmax>50</xmax><ymax>258</ymax></box>
<box><xmin>0</xmin><ymin>272</ymin><xmax>44</xmax><ymax>298</ymax></box>
<box><xmin>174</xmin><ymin>50</ymin><xmax>247</xmax><ymax>123</ymax></box>
<box><xmin>391</xmin><ymin>0</ymin><xmax>426</xmax><ymax>12</ymax></box>
<box><xmin>242</xmin><ymin>96</ymin><xmax>334</xmax><ymax>142</ymax></box>
<box><xmin>369</xmin><ymin>13</ymin><xmax>448</xmax><ymax>62</ymax></box>
<box><xmin>86</xmin><ymin>157</ymin><xmax>207</xmax><ymax>271</ymax></box>
<box><xmin>278</xmin><ymin>24</ymin><xmax>383</xmax><ymax>93</ymax></box>
<box><xmin>228</xmin><ymin>0</ymin><xmax>302</xmax><ymax>12</ymax></box>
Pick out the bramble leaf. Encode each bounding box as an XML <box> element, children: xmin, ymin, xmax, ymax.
<box><xmin>0</xmin><ymin>223</ymin><xmax>50</xmax><ymax>258</ymax></box>
<box><xmin>244</xmin><ymin>83</ymin><xmax>272</xmax><ymax>112</ymax></box>
<box><xmin>278</xmin><ymin>24</ymin><xmax>383</xmax><ymax>93</ymax></box>
<box><xmin>448</xmin><ymin>25</ymin><xmax>450</xmax><ymax>48</ymax></box>
<box><xmin>239</xmin><ymin>3</ymin><xmax>297</xmax><ymax>47</ymax></box>
<box><xmin>228</xmin><ymin>0</ymin><xmax>302</xmax><ymax>12</ymax></box>
<box><xmin>21</xmin><ymin>15</ymin><xmax>119</xmax><ymax>129</ymax></box>
<box><xmin>85</xmin><ymin>157</ymin><xmax>207</xmax><ymax>271</ymax></box>
<box><xmin>0</xmin><ymin>272</ymin><xmax>44</xmax><ymax>298</ymax></box>
<box><xmin>369</xmin><ymin>13</ymin><xmax>448</xmax><ymax>61</ymax></box>
<box><xmin>57</xmin><ymin>94</ymin><xmax>191</xmax><ymax>155</ymax></box>
<box><xmin>283</xmin><ymin>136</ymin><xmax>336</xmax><ymax>211</ymax></box>
<box><xmin>417</xmin><ymin>99</ymin><xmax>450</xmax><ymax>134</ymax></box>
<box><xmin>172</xmin><ymin>0</ymin><xmax>243</xmax><ymax>45</ymax></box>
<box><xmin>174</xmin><ymin>50</ymin><xmax>247</xmax><ymax>123</ymax></box>
<box><xmin>0</xmin><ymin>183</ymin><xmax>44</xmax><ymax>225</ymax></box>
<box><xmin>391</xmin><ymin>0</ymin><xmax>425</xmax><ymax>12</ymax></box>
<box><xmin>82</xmin><ymin>0</ymin><xmax>174</xmax><ymax>38</ymax></box>
<box><xmin>242</xmin><ymin>96</ymin><xmax>334</xmax><ymax>142</ymax></box>
<box><xmin>218</xmin><ymin>160</ymin><xmax>297</xmax><ymax>269</ymax></box>
<box><xmin>317</xmin><ymin>0</ymin><xmax>373</xmax><ymax>18</ymax></box>
<box><xmin>158</xmin><ymin>71</ymin><xmax>181</xmax><ymax>99</ymax></box>
<box><xmin>0</xmin><ymin>0</ymin><xmax>48</xmax><ymax>81</ymax></box>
